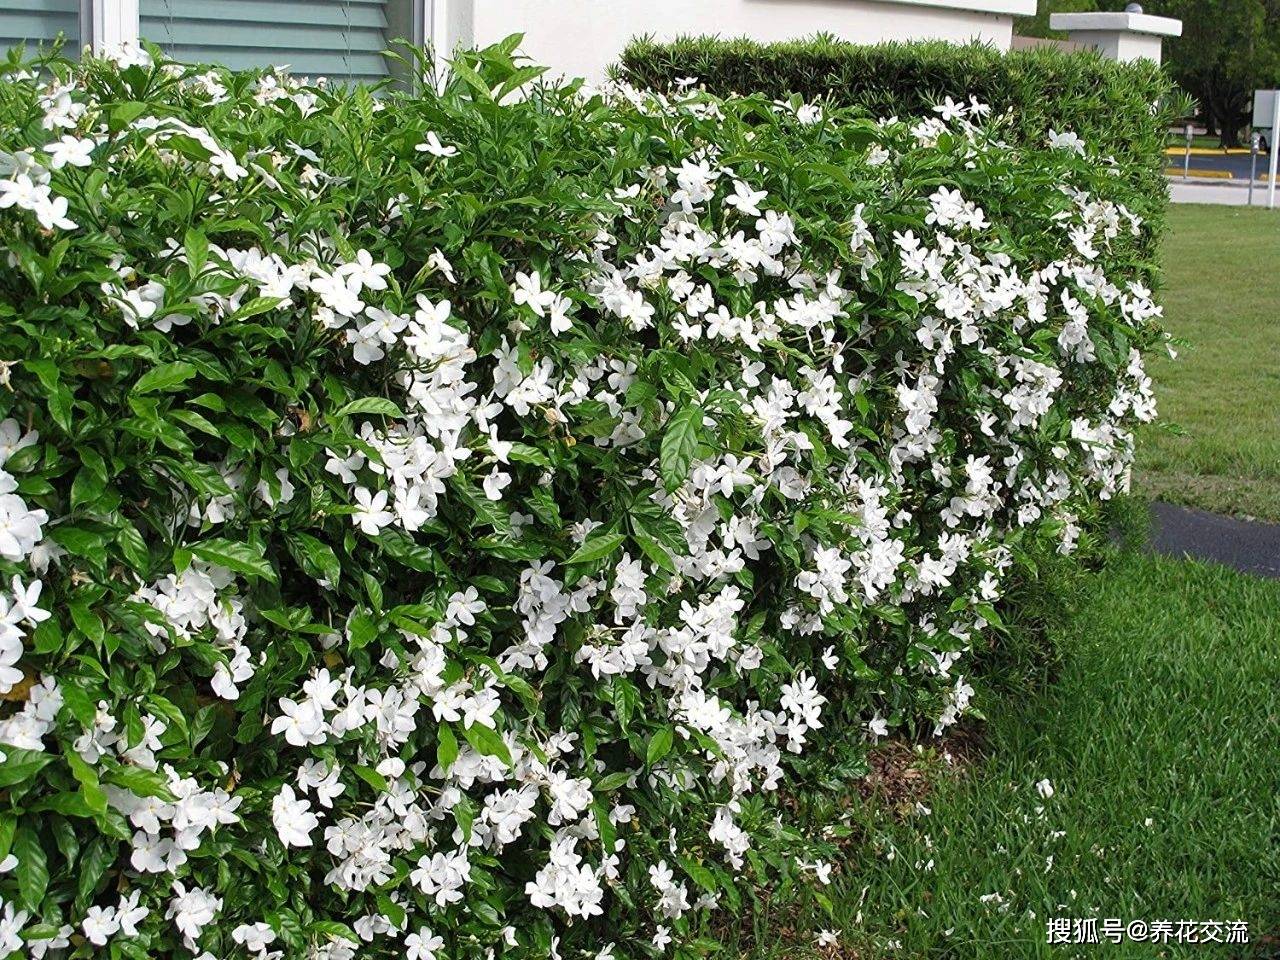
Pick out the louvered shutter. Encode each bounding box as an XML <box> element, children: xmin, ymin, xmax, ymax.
<box><xmin>0</xmin><ymin>0</ymin><xmax>79</xmax><ymax>54</ymax></box>
<box><xmin>140</xmin><ymin>0</ymin><xmax>394</xmax><ymax>84</ymax></box>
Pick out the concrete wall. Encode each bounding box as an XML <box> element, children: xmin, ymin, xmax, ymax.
<box><xmin>448</xmin><ymin>0</ymin><xmax>1031</xmax><ymax>83</ymax></box>
<box><xmin>1070</xmin><ymin>30</ymin><xmax>1166</xmax><ymax>64</ymax></box>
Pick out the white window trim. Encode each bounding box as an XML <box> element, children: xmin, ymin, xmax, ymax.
<box><xmin>81</xmin><ymin>0</ymin><xmax>138</xmax><ymax>52</ymax></box>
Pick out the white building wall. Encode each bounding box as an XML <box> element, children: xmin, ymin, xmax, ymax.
<box><xmin>457</xmin><ymin>0</ymin><xmax>1030</xmax><ymax>84</ymax></box>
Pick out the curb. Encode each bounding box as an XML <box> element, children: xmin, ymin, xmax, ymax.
<box><xmin>1164</xmin><ymin>168</ymin><xmax>1233</xmax><ymax>180</ymax></box>
<box><xmin>1165</xmin><ymin>147</ymin><xmax>1256</xmax><ymax>157</ymax></box>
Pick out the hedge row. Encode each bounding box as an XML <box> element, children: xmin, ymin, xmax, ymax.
<box><xmin>616</xmin><ymin>36</ymin><xmax>1181</xmax><ymax>260</ymax></box>
<box><xmin>0</xmin><ymin>37</ymin><xmax>1162</xmax><ymax>960</ymax></box>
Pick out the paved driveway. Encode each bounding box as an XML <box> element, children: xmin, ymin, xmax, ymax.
<box><xmin>1167</xmin><ymin>149</ymin><xmax>1270</xmax><ymax>180</ymax></box>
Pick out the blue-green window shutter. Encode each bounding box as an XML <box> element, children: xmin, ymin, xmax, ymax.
<box><xmin>0</xmin><ymin>0</ymin><xmax>80</xmax><ymax>54</ymax></box>
<box><xmin>140</xmin><ymin>0</ymin><xmax>395</xmax><ymax>84</ymax></box>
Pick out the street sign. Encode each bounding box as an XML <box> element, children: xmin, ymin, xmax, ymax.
<box><xmin>1253</xmin><ymin>90</ymin><xmax>1279</xmax><ymax>131</ymax></box>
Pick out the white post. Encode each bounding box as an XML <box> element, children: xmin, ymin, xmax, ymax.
<box><xmin>1049</xmin><ymin>10</ymin><xmax>1181</xmax><ymax>65</ymax></box>
<box><xmin>1269</xmin><ymin>91</ymin><xmax>1280</xmax><ymax>209</ymax></box>
<box><xmin>81</xmin><ymin>0</ymin><xmax>140</xmax><ymax>54</ymax></box>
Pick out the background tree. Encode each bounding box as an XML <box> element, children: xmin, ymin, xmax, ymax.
<box><xmin>1020</xmin><ymin>1</ymin><xmax>1280</xmax><ymax>146</ymax></box>
<box><xmin>1153</xmin><ymin>0</ymin><xmax>1280</xmax><ymax>145</ymax></box>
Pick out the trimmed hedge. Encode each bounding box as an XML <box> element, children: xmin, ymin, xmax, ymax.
<box><xmin>0</xmin><ymin>36</ymin><xmax>1164</xmax><ymax>960</ymax></box>
<box><xmin>616</xmin><ymin>36</ymin><xmax>1180</xmax><ymax>260</ymax></box>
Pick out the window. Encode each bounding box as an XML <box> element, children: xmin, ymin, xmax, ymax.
<box><xmin>1</xmin><ymin>0</ymin><xmax>440</xmax><ymax>84</ymax></box>
<box><xmin>0</xmin><ymin>0</ymin><xmax>80</xmax><ymax>54</ymax></box>
<box><xmin>141</xmin><ymin>0</ymin><xmax>408</xmax><ymax>84</ymax></box>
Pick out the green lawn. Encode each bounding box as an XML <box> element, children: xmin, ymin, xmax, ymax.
<box><xmin>1136</xmin><ymin>204</ymin><xmax>1280</xmax><ymax>521</ymax></box>
<box><xmin>725</xmin><ymin>551</ymin><xmax>1280</xmax><ymax>958</ymax></box>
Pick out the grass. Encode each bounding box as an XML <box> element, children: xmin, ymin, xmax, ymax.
<box><xmin>726</xmin><ymin>550</ymin><xmax>1280</xmax><ymax>958</ymax></box>
<box><xmin>1136</xmin><ymin>204</ymin><xmax>1280</xmax><ymax>521</ymax></box>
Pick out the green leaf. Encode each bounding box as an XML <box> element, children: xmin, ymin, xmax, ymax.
<box><xmin>660</xmin><ymin>404</ymin><xmax>702</xmax><ymax>491</ymax></box>
<box><xmin>633</xmin><ymin>531</ymin><xmax>676</xmax><ymax>574</ymax></box>
<box><xmin>116</xmin><ymin>522</ymin><xmax>150</xmax><ymax>571</ymax></box>
<box><xmin>680</xmin><ymin>856</ymin><xmax>718</xmax><ymax>895</ymax></box>
<box><xmin>286</xmin><ymin>532</ymin><xmax>341</xmax><ymax>586</ymax></box>
<box><xmin>228</xmin><ymin>296</ymin><xmax>285</xmax><ymax>321</ymax></box>
<box><xmin>436</xmin><ymin>725</ymin><xmax>459</xmax><ymax>773</ymax></box>
<box><xmin>351</xmin><ymin>765</ymin><xmax>389</xmax><ymax>794</ymax></box>
<box><xmin>375</xmin><ymin>894</ymin><xmax>405</xmax><ymax>930</ymax></box>
<box><xmin>70</xmin><ymin>467</ymin><xmax>107</xmax><ymax>509</ymax></box>
<box><xmin>102</xmin><ymin>765</ymin><xmax>178</xmax><ymax>802</ymax></box>
<box><xmin>75</xmin><ymin>837</ymin><xmax>116</xmax><ymax>909</ymax></box>
<box><xmin>646</xmin><ymin>727</ymin><xmax>674</xmax><ymax>766</ymax></box>
<box><xmin>65</xmin><ymin>749</ymin><xmax>108</xmax><ymax>814</ymax></box>
<box><xmin>461</xmin><ymin>721</ymin><xmax>512</xmax><ymax>767</ymax></box>
<box><xmin>109</xmin><ymin>100</ymin><xmax>149</xmax><ymax>127</ymax></box>
<box><xmin>448</xmin><ymin>57</ymin><xmax>494</xmax><ymax>101</ymax></box>
<box><xmin>333</xmin><ymin>397</ymin><xmax>403</xmax><ymax>419</ymax></box>
<box><xmin>346</xmin><ymin>611</ymin><xmax>378</xmax><ymax>651</ymax></box>
<box><xmin>453</xmin><ymin>793</ymin><xmax>475</xmax><ymax>841</ymax></box>
<box><xmin>133</xmin><ymin>361</ymin><xmax>196</xmax><ymax>395</ymax></box>
<box><xmin>13</xmin><ymin>825</ymin><xmax>49</xmax><ymax>912</ymax></box>
<box><xmin>595</xmin><ymin>771</ymin><xmax>631</xmax><ymax>793</ymax></box>
<box><xmin>565</xmin><ymin>530</ymin><xmax>626</xmax><ymax>566</ymax></box>
<box><xmin>184</xmin><ymin>225</ymin><xmax>209</xmax><ymax>276</ymax></box>
<box><xmin>0</xmin><ymin>816</ymin><xmax>14</xmax><ymax>862</ymax></box>
<box><xmin>0</xmin><ymin>748</ymin><xmax>55</xmax><ymax>788</ymax></box>
<box><xmin>188</xmin><ymin>537</ymin><xmax>277</xmax><ymax>582</ymax></box>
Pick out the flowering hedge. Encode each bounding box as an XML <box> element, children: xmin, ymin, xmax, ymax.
<box><xmin>0</xmin><ymin>38</ymin><xmax>1162</xmax><ymax>960</ymax></box>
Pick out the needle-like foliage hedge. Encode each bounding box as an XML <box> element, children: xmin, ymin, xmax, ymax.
<box><xmin>616</xmin><ymin>36</ymin><xmax>1182</xmax><ymax>261</ymax></box>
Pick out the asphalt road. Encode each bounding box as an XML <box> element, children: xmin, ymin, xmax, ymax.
<box><xmin>1149</xmin><ymin>502</ymin><xmax>1280</xmax><ymax>579</ymax></box>
<box><xmin>1168</xmin><ymin>149</ymin><xmax>1271</xmax><ymax>180</ymax></box>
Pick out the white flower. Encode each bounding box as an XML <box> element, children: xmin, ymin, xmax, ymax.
<box><xmin>415</xmin><ymin>131</ymin><xmax>458</xmax><ymax>159</ymax></box>
<box><xmin>116</xmin><ymin>890</ymin><xmax>149</xmax><ymax>937</ymax></box>
<box><xmin>1048</xmin><ymin>129</ymin><xmax>1086</xmax><ymax>156</ymax></box>
<box><xmin>548</xmin><ymin>293</ymin><xmax>573</xmax><ymax>334</ymax></box>
<box><xmin>351</xmin><ymin>487</ymin><xmax>394</xmax><ymax>535</ymax></box>
<box><xmin>273</xmin><ymin>784</ymin><xmax>318</xmax><ymax>847</ymax></box>
<box><xmin>445</xmin><ymin>586</ymin><xmax>486</xmax><ymax>628</ymax></box>
<box><xmin>232</xmin><ymin>922</ymin><xmax>277</xmax><ymax>953</ymax></box>
<box><xmin>512</xmin><ymin>270</ymin><xmax>556</xmax><ymax>317</ymax></box>
<box><xmin>33</xmin><ymin>191</ymin><xmax>76</xmax><ymax>230</ymax></box>
<box><xmin>428</xmin><ymin>248</ymin><xmax>456</xmax><ymax>283</ymax></box>
<box><xmin>482</xmin><ymin>467</ymin><xmax>512</xmax><ymax>501</ymax></box>
<box><xmin>81</xmin><ymin>904</ymin><xmax>120</xmax><ymax>945</ymax></box>
<box><xmin>336</xmin><ymin>249</ymin><xmax>391</xmax><ymax>294</ymax></box>
<box><xmin>405</xmin><ymin>927</ymin><xmax>444</xmax><ymax>960</ymax></box>
<box><xmin>724</xmin><ymin>180</ymin><xmax>767</xmax><ymax>217</ymax></box>
<box><xmin>1035</xmin><ymin>778</ymin><xmax>1054</xmax><ymax>799</ymax></box>
<box><xmin>270</xmin><ymin>697</ymin><xmax>325</xmax><ymax>747</ymax></box>
<box><xmin>1</xmin><ymin>903</ymin><xmax>32</xmax><ymax>955</ymax></box>
<box><xmin>166</xmin><ymin>881</ymin><xmax>222</xmax><ymax>946</ymax></box>
<box><xmin>8</xmin><ymin>577</ymin><xmax>47</xmax><ymax>627</ymax></box>
<box><xmin>43</xmin><ymin>135</ymin><xmax>95</xmax><ymax>169</ymax></box>
<box><xmin>410</xmin><ymin>849</ymin><xmax>471</xmax><ymax>907</ymax></box>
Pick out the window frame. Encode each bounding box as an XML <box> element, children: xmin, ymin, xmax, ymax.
<box><xmin>79</xmin><ymin>0</ymin><xmax>438</xmax><ymax>73</ymax></box>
